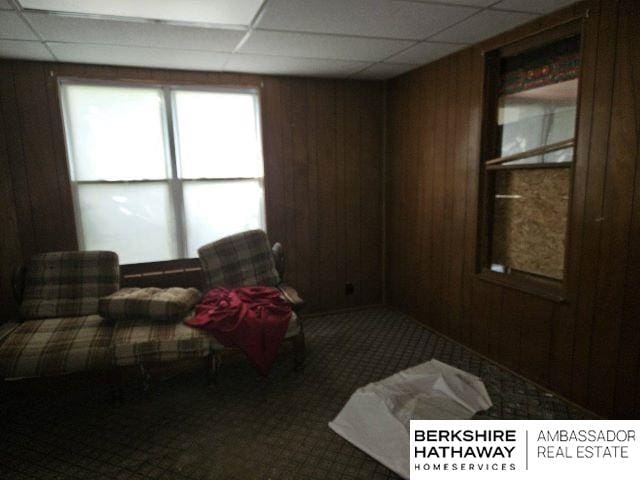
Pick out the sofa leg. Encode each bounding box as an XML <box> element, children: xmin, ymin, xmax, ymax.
<box><xmin>293</xmin><ymin>330</ymin><xmax>306</xmax><ymax>371</ymax></box>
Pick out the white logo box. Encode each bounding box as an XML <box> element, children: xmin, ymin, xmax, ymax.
<box><xmin>410</xmin><ymin>420</ymin><xmax>640</xmax><ymax>479</ymax></box>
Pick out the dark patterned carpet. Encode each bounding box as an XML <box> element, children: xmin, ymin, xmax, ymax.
<box><xmin>0</xmin><ymin>307</ymin><xmax>592</xmax><ymax>480</ymax></box>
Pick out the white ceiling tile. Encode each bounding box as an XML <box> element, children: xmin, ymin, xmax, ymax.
<box><xmin>47</xmin><ymin>42</ymin><xmax>229</xmax><ymax>71</ymax></box>
<box><xmin>19</xmin><ymin>0</ymin><xmax>264</xmax><ymax>26</ymax></box>
<box><xmin>351</xmin><ymin>62</ymin><xmax>416</xmax><ymax>80</ymax></box>
<box><xmin>0</xmin><ymin>0</ymin><xmax>13</xmax><ymax>10</ymax></box>
<box><xmin>27</xmin><ymin>13</ymin><xmax>244</xmax><ymax>52</ymax></box>
<box><xmin>387</xmin><ymin>41</ymin><xmax>465</xmax><ymax>65</ymax></box>
<box><xmin>226</xmin><ymin>53</ymin><xmax>368</xmax><ymax>77</ymax></box>
<box><xmin>0</xmin><ymin>11</ymin><xmax>38</xmax><ymax>40</ymax></box>
<box><xmin>0</xmin><ymin>39</ymin><xmax>53</xmax><ymax>60</ymax></box>
<box><xmin>241</xmin><ymin>30</ymin><xmax>413</xmax><ymax>62</ymax></box>
<box><xmin>256</xmin><ymin>0</ymin><xmax>478</xmax><ymax>40</ymax></box>
<box><xmin>412</xmin><ymin>0</ymin><xmax>495</xmax><ymax>6</ymax></box>
<box><xmin>493</xmin><ymin>0</ymin><xmax>578</xmax><ymax>14</ymax></box>
<box><xmin>430</xmin><ymin>9</ymin><xmax>537</xmax><ymax>43</ymax></box>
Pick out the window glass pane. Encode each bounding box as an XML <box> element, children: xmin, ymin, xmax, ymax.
<box><xmin>62</xmin><ymin>84</ymin><xmax>168</xmax><ymax>181</ymax></box>
<box><xmin>490</xmin><ymin>168</ymin><xmax>571</xmax><ymax>280</ymax></box>
<box><xmin>496</xmin><ymin>34</ymin><xmax>580</xmax><ymax>166</ymax></box>
<box><xmin>183</xmin><ymin>180</ymin><xmax>265</xmax><ymax>257</ymax></box>
<box><xmin>173</xmin><ymin>90</ymin><xmax>262</xmax><ymax>179</ymax></box>
<box><xmin>75</xmin><ymin>183</ymin><xmax>177</xmax><ymax>264</ymax></box>
<box><xmin>498</xmin><ymin>80</ymin><xmax>578</xmax><ymax>161</ymax></box>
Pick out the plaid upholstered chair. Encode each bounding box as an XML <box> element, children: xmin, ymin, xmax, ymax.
<box><xmin>197</xmin><ymin>229</ymin><xmax>306</xmax><ymax>370</ymax></box>
<box><xmin>0</xmin><ymin>251</ymin><xmax>119</xmax><ymax>379</ymax></box>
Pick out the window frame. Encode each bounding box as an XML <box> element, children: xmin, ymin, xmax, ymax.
<box><xmin>476</xmin><ymin>20</ymin><xmax>584</xmax><ymax>302</ymax></box>
<box><xmin>58</xmin><ymin>77</ymin><xmax>266</xmax><ymax>265</ymax></box>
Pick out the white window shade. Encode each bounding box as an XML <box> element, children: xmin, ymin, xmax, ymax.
<box><xmin>60</xmin><ymin>81</ymin><xmax>266</xmax><ymax>265</ymax></box>
<box><xmin>173</xmin><ymin>90</ymin><xmax>263</xmax><ymax>179</ymax></box>
<box><xmin>62</xmin><ymin>84</ymin><xmax>169</xmax><ymax>181</ymax></box>
<box><xmin>75</xmin><ymin>183</ymin><xmax>178</xmax><ymax>264</ymax></box>
<box><xmin>183</xmin><ymin>180</ymin><xmax>265</xmax><ymax>257</ymax></box>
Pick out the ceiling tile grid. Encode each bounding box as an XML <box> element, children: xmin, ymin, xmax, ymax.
<box><xmin>25</xmin><ymin>13</ymin><xmax>245</xmax><ymax>52</ymax></box>
<box><xmin>430</xmin><ymin>9</ymin><xmax>537</xmax><ymax>44</ymax></box>
<box><xmin>351</xmin><ymin>62</ymin><xmax>417</xmax><ymax>80</ymax></box>
<box><xmin>238</xmin><ymin>30</ymin><xmax>414</xmax><ymax>62</ymax></box>
<box><xmin>255</xmin><ymin>0</ymin><xmax>479</xmax><ymax>40</ymax></box>
<box><xmin>19</xmin><ymin>0</ymin><xmax>265</xmax><ymax>26</ymax></box>
<box><xmin>387</xmin><ymin>41</ymin><xmax>466</xmax><ymax>65</ymax></box>
<box><xmin>47</xmin><ymin>42</ymin><xmax>230</xmax><ymax>71</ymax></box>
<box><xmin>0</xmin><ymin>38</ymin><xmax>53</xmax><ymax>60</ymax></box>
<box><xmin>226</xmin><ymin>53</ymin><xmax>369</xmax><ymax>77</ymax></box>
<box><xmin>0</xmin><ymin>10</ymin><xmax>38</xmax><ymax>40</ymax></box>
<box><xmin>493</xmin><ymin>0</ymin><xmax>579</xmax><ymax>14</ymax></box>
<box><xmin>0</xmin><ymin>0</ymin><xmax>578</xmax><ymax>79</ymax></box>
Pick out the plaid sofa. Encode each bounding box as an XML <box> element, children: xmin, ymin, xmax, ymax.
<box><xmin>0</xmin><ymin>236</ymin><xmax>303</xmax><ymax>381</ymax></box>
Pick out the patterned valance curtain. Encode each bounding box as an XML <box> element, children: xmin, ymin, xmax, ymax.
<box><xmin>500</xmin><ymin>35</ymin><xmax>581</xmax><ymax>95</ymax></box>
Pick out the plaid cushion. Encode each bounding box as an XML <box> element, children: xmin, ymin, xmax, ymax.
<box><xmin>99</xmin><ymin>287</ymin><xmax>201</xmax><ymax>322</ymax></box>
<box><xmin>198</xmin><ymin>230</ymin><xmax>280</xmax><ymax>289</ymax></box>
<box><xmin>0</xmin><ymin>316</ymin><xmax>114</xmax><ymax>379</ymax></box>
<box><xmin>20</xmin><ymin>251</ymin><xmax>119</xmax><ymax>319</ymax></box>
<box><xmin>112</xmin><ymin>318</ymin><xmax>213</xmax><ymax>367</ymax></box>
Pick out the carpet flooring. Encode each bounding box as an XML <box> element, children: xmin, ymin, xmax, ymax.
<box><xmin>0</xmin><ymin>307</ymin><xmax>592</xmax><ymax>480</ymax></box>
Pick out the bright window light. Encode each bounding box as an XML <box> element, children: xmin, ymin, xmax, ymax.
<box><xmin>60</xmin><ymin>82</ymin><xmax>265</xmax><ymax>264</ymax></box>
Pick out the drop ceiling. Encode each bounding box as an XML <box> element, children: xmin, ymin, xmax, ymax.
<box><xmin>0</xmin><ymin>0</ymin><xmax>578</xmax><ymax>80</ymax></box>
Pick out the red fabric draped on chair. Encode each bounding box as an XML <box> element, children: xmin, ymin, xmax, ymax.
<box><xmin>186</xmin><ymin>286</ymin><xmax>292</xmax><ymax>376</ymax></box>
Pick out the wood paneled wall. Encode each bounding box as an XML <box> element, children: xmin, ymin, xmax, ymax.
<box><xmin>0</xmin><ymin>62</ymin><xmax>384</xmax><ymax>316</ymax></box>
<box><xmin>385</xmin><ymin>0</ymin><xmax>640</xmax><ymax>418</ymax></box>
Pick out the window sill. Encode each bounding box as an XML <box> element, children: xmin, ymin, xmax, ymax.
<box><xmin>476</xmin><ymin>269</ymin><xmax>567</xmax><ymax>303</ymax></box>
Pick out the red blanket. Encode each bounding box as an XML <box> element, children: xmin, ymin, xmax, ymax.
<box><xmin>185</xmin><ymin>286</ymin><xmax>292</xmax><ymax>376</ymax></box>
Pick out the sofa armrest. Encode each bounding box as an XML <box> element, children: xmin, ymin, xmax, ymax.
<box><xmin>278</xmin><ymin>284</ymin><xmax>305</xmax><ymax>311</ymax></box>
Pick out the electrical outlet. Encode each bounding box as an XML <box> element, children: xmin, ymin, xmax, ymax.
<box><xmin>345</xmin><ymin>283</ymin><xmax>354</xmax><ymax>295</ymax></box>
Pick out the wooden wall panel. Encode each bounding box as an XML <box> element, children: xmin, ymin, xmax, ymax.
<box><xmin>0</xmin><ymin>62</ymin><xmax>384</xmax><ymax>315</ymax></box>
<box><xmin>359</xmin><ymin>83</ymin><xmax>384</xmax><ymax>306</ymax></box>
<box><xmin>602</xmin><ymin>0</ymin><xmax>640</xmax><ymax>418</ymax></box>
<box><xmin>386</xmin><ymin>0</ymin><xmax>640</xmax><ymax>418</ymax></box>
<box><xmin>570</xmin><ymin>0</ymin><xmax>618</xmax><ymax>408</ymax></box>
<box><xmin>0</xmin><ymin>63</ymin><xmax>23</xmax><ymax>318</ymax></box>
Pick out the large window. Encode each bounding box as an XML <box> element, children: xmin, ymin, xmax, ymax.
<box><xmin>479</xmin><ymin>26</ymin><xmax>581</xmax><ymax>295</ymax></box>
<box><xmin>60</xmin><ymin>81</ymin><xmax>265</xmax><ymax>264</ymax></box>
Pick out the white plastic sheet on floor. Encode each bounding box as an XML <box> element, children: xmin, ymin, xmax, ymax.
<box><xmin>328</xmin><ymin>359</ymin><xmax>492</xmax><ymax>479</ymax></box>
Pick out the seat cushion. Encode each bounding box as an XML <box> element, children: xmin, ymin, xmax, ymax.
<box><xmin>112</xmin><ymin>311</ymin><xmax>301</xmax><ymax>366</ymax></box>
<box><xmin>197</xmin><ymin>230</ymin><xmax>280</xmax><ymax>289</ymax></box>
<box><xmin>0</xmin><ymin>316</ymin><xmax>114</xmax><ymax>379</ymax></box>
<box><xmin>111</xmin><ymin>318</ymin><xmax>213</xmax><ymax>367</ymax></box>
<box><xmin>21</xmin><ymin>251</ymin><xmax>119</xmax><ymax>319</ymax></box>
<box><xmin>99</xmin><ymin>287</ymin><xmax>201</xmax><ymax>322</ymax></box>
